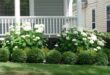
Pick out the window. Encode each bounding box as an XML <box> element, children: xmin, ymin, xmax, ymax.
<box><xmin>0</xmin><ymin>0</ymin><xmax>29</xmax><ymax>16</ymax></box>
<box><xmin>92</xmin><ymin>9</ymin><xmax>96</xmax><ymax>29</ymax></box>
<box><xmin>107</xmin><ymin>5</ymin><xmax>110</xmax><ymax>32</ymax></box>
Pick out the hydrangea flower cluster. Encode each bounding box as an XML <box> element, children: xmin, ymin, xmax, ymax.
<box><xmin>56</xmin><ymin>28</ymin><xmax>105</xmax><ymax>52</ymax></box>
<box><xmin>4</xmin><ymin>22</ymin><xmax>46</xmax><ymax>51</ymax></box>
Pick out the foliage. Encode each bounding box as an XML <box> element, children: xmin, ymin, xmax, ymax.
<box><xmin>62</xmin><ymin>51</ymin><xmax>77</xmax><ymax>64</ymax></box>
<box><xmin>46</xmin><ymin>50</ymin><xmax>62</xmax><ymax>64</ymax></box>
<box><xmin>11</xmin><ymin>49</ymin><xmax>27</xmax><ymax>63</ymax></box>
<box><xmin>102</xmin><ymin>48</ymin><xmax>110</xmax><ymax>65</ymax></box>
<box><xmin>0</xmin><ymin>48</ymin><xmax>9</xmax><ymax>62</ymax></box>
<box><xmin>27</xmin><ymin>48</ymin><xmax>45</xmax><ymax>63</ymax></box>
<box><xmin>3</xmin><ymin>22</ymin><xmax>46</xmax><ymax>53</ymax></box>
<box><xmin>77</xmin><ymin>50</ymin><xmax>97</xmax><ymax>65</ymax></box>
<box><xmin>55</xmin><ymin>28</ymin><xmax>105</xmax><ymax>53</ymax></box>
<box><xmin>102</xmin><ymin>32</ymin><xmax>110</xmax><ymax>48</ymax></box>
<box><xmin>95</xmin><ymin>51</ymin><xmax>108</xmax><ymax>65</ymax></box>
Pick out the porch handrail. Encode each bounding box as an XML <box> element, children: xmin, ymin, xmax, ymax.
<box><xmin>0</xmin><ymin>16</ymin><xmax>77</xmax><ymax>37</ymax></box>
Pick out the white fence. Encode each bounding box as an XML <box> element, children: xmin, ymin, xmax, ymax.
<box><xmin>0</xmin><ymin>16</ymin><xmax>77</xmax><ymax>37</ymax></box>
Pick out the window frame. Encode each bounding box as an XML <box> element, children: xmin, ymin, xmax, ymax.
<box><xmin>92</xmin><ymin>8</ymin><xmax>96</xmax><ymax>29</ymax></box>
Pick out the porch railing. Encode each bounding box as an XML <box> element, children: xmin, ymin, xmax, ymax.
<box><xmin>0</xmin><ymin>16</ymin><xmax>77</xmax><ymax>37</ymax></box>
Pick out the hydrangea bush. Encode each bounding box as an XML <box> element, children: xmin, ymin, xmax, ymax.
<box><xmin>3</xmin><ymin>22</ymin><xmax>46</xmax><ymax>53</ymax></box>
<box><xmin>55</xmin><ymin>28</ymin><xmax>105</xmax><ymax>53</ymax></box>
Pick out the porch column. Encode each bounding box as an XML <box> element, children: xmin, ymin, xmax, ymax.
<box><xmin>68</xmin><ymin>0</ymin><xmax>73</xmax><ymax>16</ymax></box>
<box><xmin>15</xmin><ymin>0</ymin><xmax>20</xmax><ymax>31</ymax></box>
<box><xmin>77</xmin><ymin>0</ymin><xmax>83</xmax><ymax>30</ymax></box>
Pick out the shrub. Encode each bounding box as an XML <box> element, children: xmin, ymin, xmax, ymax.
<box><xmin>62</xmin><ymin>51</ymin><xmax>77</xmax><ymax>64</ymax></box>
<box><xmin>77</xmin><ymin>50</ymin><xmax>96</xmax><ymax>65</ymax></box>
<box><xmin>27</xmin><ymin>48</ymin><xmax>45</xmax><ymax>63</ymax></box>
<box><xmin>56</xmin><ymin>28</ymin><xmax>105</xmax><ymax>53</ymax></box>
<box><xmin>46</xmin><ymin>50</ymin><xmax>62</xmax><ymax>64</ymax></box>
<box><xmin>103</xmin><ymin>48</ymin><xmax>110</xmax><ymax>64</ymax></box>
<box><xmin>0</xmin><ymin>48</ymin><xmax>9</xmax><ymax>62</ymax></box>
<box><xmin>95</xmin><ymin>51</ymin><xmax>108</xmax><ymax>65</ymax></box>
<box><xmin>11</xmin><ymin>49</ymin><xmax>27</xmax><ymax>63</ymax></box>
<box><xmin>102</xmin><ymin>33</ymin><xmax>110</xmax><ymax>48</ymax></box>
<box><xmin>3</xmin><ymin>22</ymin><xmax>46</xmax><ymax>53</ymax></box>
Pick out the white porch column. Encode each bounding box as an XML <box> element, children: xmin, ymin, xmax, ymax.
<box><xmin>77</xmin><ymin>0</ymin><xmax>83</xmax><ymax>30</ymax></box>
<box><xmin>15</xmin><ymin>0</ymin><xmax>20</xmax><ymax>31</ymax></box>
<box><xmin>68</xmin><ymin>0</ymin><xmax>73</xmax><ymax>16</ymax></box>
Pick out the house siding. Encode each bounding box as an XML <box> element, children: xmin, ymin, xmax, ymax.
<box><xmin>34</xmin><ymin>0</ymin><xmax>64</xmax><ymax>16</ymax></box>
<box><xmin>73</xmin><ymin>0</ymin><xmax>110</xmax><ymax>32</ymax></box>
<box><xmin>85</xmin><ymin>0</ymin><xmax>110</xmax><ymax>32</ymax></box>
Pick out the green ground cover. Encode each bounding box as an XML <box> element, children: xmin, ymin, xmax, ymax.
<box><xmin>0</xmin><ymin>63</ymin><xmax>110</xmax><ymax>75</ymax></box>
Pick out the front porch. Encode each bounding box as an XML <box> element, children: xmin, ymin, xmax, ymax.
<box><xmin>0</xmin><ymin>16</ymin><xmax>77</xmax><ymax>37</ymax></box>
<box><xmin>0</xmin><ymin>0</ymin><xmax>83</xmax><ymax>37</ymax></box>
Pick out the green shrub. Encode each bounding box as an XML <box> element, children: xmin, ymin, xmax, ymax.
<box><xmin>56</xmin><ymin>28</ymin><xmax>105</xmax><ymax>53</ymax></box>
<box><xmin>11</xmin><ymin>49</ymin><xmax>27</xmax><ymax>63</ymax></box>
<box><xmin>27</xmin><ymin>48</ymin><xmax>45</xmax><ymax>63</ymax></box>
<box><xmin>46</xmin><ymin>50</ymin><xmax>62</xmax><ymax>64</ymax></box>
<box><xmin>95</xmin><ymin>51</ymin><xmax>108</xmax><ymax>65</ymax></box>
<box><xmin>102</xmin><ymin>33</ymin><xmax>110</xmax><ymax>48</ymax></box>
<box><xmin>103</xmin><ymin>48</ymin><xmax>110</xmax><ymax>65</ymax></box>
<box><xmin>62</xmin><ymin>51</ymin><xmax>77</xmax><ymax>64</ymax></box>
<box><xmin>77</xmin><ymin>50</ymin><xmax>96</xmax><ymax>65</ymax></box>
<box><xmin>0</xmin><ymin>48</ymin><xmax>9</xmax><ymax>62</ymax></box>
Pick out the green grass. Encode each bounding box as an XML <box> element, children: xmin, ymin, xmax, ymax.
<box><xmin>0</xmin><ymin>63</ymin><xmax>110</xmax><ymax>75</ymax></box>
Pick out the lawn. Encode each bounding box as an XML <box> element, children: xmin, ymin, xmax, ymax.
<box><xmin>0</xmin><ymin>63</ymin><xmax>109</xmax><ymax>75</ymax></box>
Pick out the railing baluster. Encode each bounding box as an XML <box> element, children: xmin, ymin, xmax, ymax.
<box><xmin>0</xmin><ymin>16</ymin><xmax>77</xmax><ymax>37</ymax></box>
<box><xmin>1</xmin><ymin>19</ymin><xmax>3</xmax><ymax>35</ymax></box>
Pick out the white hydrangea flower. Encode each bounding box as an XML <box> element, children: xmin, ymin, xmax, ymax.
<box><xmin>10</xmin><ymin>28</ymin><xmax>15</xmax><ymax>32</ymax></box>
<box><xmin>33</xmin><ymin>35</ymin><xmax>35</xmax><ymax>38</ymax></box>
<box><xmin>97</xmin><ymin>40</ymin><xmax>104</xmax><ymax>46</ymax></box>
<box><xmin>66</xmin><ymin>37</ymin><xmax>70</xmax><ymax>40</ymax></box>
<box><xmin>57</xmin><ymin>34</ymin><xmax>60</xmax><ymax>37</ymax></box>
<box><xmin>15</xmin><ymin>31</ymin><xmax>20</xmax><ymax>35</ymax></box>
<box><xmin>25</xmin><ymin>35</ymin><xmax>30</xmax><ymax>37</ymax></box>
<box><xmin>75</xmin><ymin>43</ymin><xmax>78</xmax><ymax>46</ymax></box>
<box><xmin>21</xmin><ymin>35</ymin><xmax>26</xmax><ymax>38</ymax></box>
<box><xmin>22</xmin><ymin>22</ymin><xmax>32</xmax><ymax>31</ymax></box>
<box><xmin>73</xmin><ymin>31</ymin><xmax>78</xmax><ymax>34</ymax></box>
<box><xmin>55</xmin><ymin>44</ymin><xmax>58</xmax><ymax>47</ymax></box>
<box><xmin>65</xmin><ymin>31</ymin><xmax>69</xmax><ymax>33</ymax></box>
<box><xmin>82</xmin><ymin>38</ymin><xmax>87</xmax><ymax>41</ymax></box>
<box><xmin>93</xmin><ymin>48</ymin><xmax>98</xmax><ymax>51</ymax></box>
<box><xmin>97</xmin><ymin>46</ymin><xmax>101</xmax><ymax>50</ymax></box>
<box><xmin>34</xmin><ymin>24</ymin><xmax>45</xmax><ymax>33</ymax></box>
<box><xmin>81</xmin><ymin>32</ymin><xmax>87</xmax><ymax>37</ymax></box>
<box><xmin>88</xmin><ymin>37</ymin><xmax>91</xmax><ymax>40</ymax></box>
<box><xmin>72</xmin><ymin>39</ymin><xmax>77</xmax><ymax>42</ymax></box>
<box><xmin>0</xmin><ymin>38</ymin><xmax>5</xmax><ymax>41</ymax></box>
<box><xmin>14</xmin><ymin>46</ymin><xmax>18</xmax><ymax>49</ymax></box>
<box><xmin>34</xmin><ymin>24</ymin><xmax>40</xmax><ymax>29</ymax></box>
<box><xmin>89</xmin><ymin>40</ymin><xmax>94</xmax><ymax>44</ymax></box>
<box><xmin>90</xmin><ymin>34</ymin><xmax>97</xmax><ymax>41</ymax></box>
<box><xmin>36</xmin><ymin>37</ymin><xmax>40</xmax><ymax>40</ymax></box>
<box><xmin>35</xmin><ymin>28</ymin><xmax>44</xmax><ymax>33</ymax></box>
<box><xmin>6</xmin><ymin>41</ymin><xmax>9</xmax><ymax>43</ymax></box>
<box><xmin>23</xmin><ymin>25</ymin><xmax>32</xmax><ymax>31</ymax></box>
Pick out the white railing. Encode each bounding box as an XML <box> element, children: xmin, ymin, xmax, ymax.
<box><xmin>0</xmin><ymin>16</ymin><xmax>77</xmax><ymax>37</ymax></box>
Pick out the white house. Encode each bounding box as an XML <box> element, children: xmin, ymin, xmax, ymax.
<box><xmin>0</xmin><ymin>0</ymin><xmax>83</xmax><ymax>37</ymax></box>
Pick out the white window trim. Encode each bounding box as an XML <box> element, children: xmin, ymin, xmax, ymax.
<box><xmin>105</xmin><ymin>3</ymin><xmax>110</xmax><ymax>32</ymax></box>
<box><xmin>29</xmin><ymin>0</ymin><xmax>34</xmax><ymax>16</ymax></box>
<box><xmin>91</xmin><ymin>7</ymin><xmax>96</xmax><ymax>29</ymax></box>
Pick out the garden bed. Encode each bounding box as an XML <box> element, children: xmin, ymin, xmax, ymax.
<box><xmin>0</xmin><ymin>63</ymin><xmax>110</xmax><ymax>75</ymax></box>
